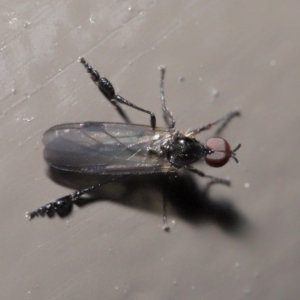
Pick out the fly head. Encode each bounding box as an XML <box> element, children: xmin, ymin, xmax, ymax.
<box><xmin>204</xmin><ymin>137</ymin><xmax>241</xmax><ymax>168</ymax></box>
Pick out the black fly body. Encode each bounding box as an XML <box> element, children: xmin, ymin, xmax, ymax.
<box><xmin>26</xmin><ymin>57</ymin><xmax>241</xmax><ymax>230</ymax></box>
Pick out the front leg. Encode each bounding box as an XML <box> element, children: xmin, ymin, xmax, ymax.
<box><xmin>185</xmin><ymin>110</ymin><xmax>240</xmax><ymax>137</ymax></box>
<box><xmin>184</xmin><ymin>165</ymin><xmax>231</xmax><ymax>186</ymax></box>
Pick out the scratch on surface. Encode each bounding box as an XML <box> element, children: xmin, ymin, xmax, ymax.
<box><xmin>115</xmin><ymin>20</ymin><xmax>182</xmax><ymax>79</ymax></box>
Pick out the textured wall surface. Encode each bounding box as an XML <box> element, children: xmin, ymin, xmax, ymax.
<box><xmin>1</xmin><ymin>1</ymin><xmax>300</xmax><ymax>299</ymax></box>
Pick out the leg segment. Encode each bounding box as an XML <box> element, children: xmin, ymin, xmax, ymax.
<box><xmin>161</xmin><ymin>173</ymin><xmax>171</xmax><ymax>231</ymax></box>
<box><xmin>185</xmin><ymin>110</ymin><xmax>240</xmax><ymax>137</ymax></box>
<box><xmin>184</xmin><ymin>165</ymin><xmax>231</xmax><ymax>186</ymax></box>
<box><xmin>26</xmin><ymin>176</ymin><xmax>124</xmax><ymax>220</ymax></box>
<box><xmin>158</xmin><ymin>66</ymin><xmax>175</xmax><ymax>129</ymax></box>
<box><xmin>79</xmin><ymin>57</ymin><xmax>156</xmax><ymax>129</ymax></box>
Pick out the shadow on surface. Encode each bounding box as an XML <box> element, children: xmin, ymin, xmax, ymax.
<box><xmin>46</xmin><ymin>167</ymin><xmax>249</xmax><ymax>236</ymax></box>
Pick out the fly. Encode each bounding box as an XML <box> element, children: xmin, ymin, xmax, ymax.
<box><xmin>26</xmin><ymin>57</ymin><xmax>241</xmax><ymax>229</ymax></box>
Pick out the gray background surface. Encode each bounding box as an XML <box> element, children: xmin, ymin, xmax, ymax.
<box><xmin>1</xmin><ymin>1</ymin><xmax>300</xmax><ymax>299</ymax></box>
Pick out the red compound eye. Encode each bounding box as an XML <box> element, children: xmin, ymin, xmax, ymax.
<box><xmin>205</xmin><ymin>137</ymin><xmax>231</xmax><ymax>168</ymax></box>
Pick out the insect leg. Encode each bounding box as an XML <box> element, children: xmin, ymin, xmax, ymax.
<box><xmin>158</xmin><ymin>66</ymin><xmax>175</xmax><ymax>129</ymax></box>
<box><xmin>161</xmin><ymin>173</ymin><xmax>171</xmax><ymax>231</ymax></box>
<box><xmin>185</xmin><ymin>110</ymin><xmax>240</xmax><ymax>137</ymax></box>
<box><xmin>26</xmin><ymin>175</ymin><xmax>124</xmax><ymax>220</ymax></box>
<box><xmin>184</xmin><ymin>165</ymin><xmax>231</xmax><ymax>186</ymax></box>
<box><xmin>79</xmin><ymin>57</ymin><xmax>156</xmax><ymax>129</ymax></box>
<box><xmin>79</xmin><ymin>57</ymin><xmax>131</xmax><ymax>124</ymax></box>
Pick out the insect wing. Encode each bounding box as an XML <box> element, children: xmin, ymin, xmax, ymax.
<box><xmin>43</xmin><ymin>122</ymin><xmax>171</xmax><ymax>174</ymax></box>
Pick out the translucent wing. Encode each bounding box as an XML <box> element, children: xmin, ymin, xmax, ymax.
<box><xmin>43</xmin><ymin>122</ymin><xmax>173</xmax><ymax>174</ymax></box>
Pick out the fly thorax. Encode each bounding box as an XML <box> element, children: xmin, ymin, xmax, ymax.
<box><xmin>167</xmin><ymin>136</ymin><xmax>205</xmax><ymax>167</ymax></box>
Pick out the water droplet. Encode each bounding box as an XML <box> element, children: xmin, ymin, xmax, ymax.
<box><xmin>24</xmin><ymin>21</ymin><xmax>31</xmax><ymax>28</ymax></box>
<box><xmin>89</xmin><ymin>15</ymin><xmax>95</xmax><ymax>24</ymax></box>
<box><xmin>211</xmin><ymin>88</ymin><xmax>219</xmax><ymax>97</ymax></box>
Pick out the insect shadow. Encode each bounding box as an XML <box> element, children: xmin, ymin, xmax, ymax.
<box><xmin>48</xmin><ymin>167</ymin><xmax>247</xmax><ymax>235</ymax></box>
